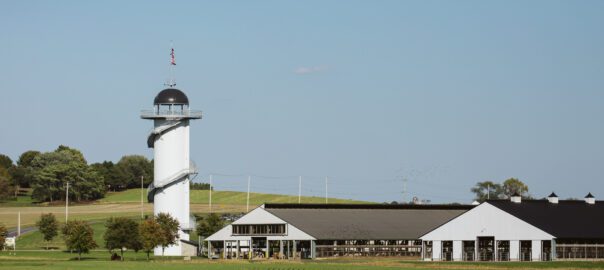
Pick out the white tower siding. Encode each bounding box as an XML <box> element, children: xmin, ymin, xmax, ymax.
<box><xmin>153</xmin><ymin>120</ymin><xmax>191</xmax><ymax>256</ymax></box>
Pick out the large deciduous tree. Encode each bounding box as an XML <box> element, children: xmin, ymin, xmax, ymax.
<box><xmin>62</xmin><ymin>220</ymin><xmax>98</xmax><ymax>260</ymax></box>
<box><xmin>196</xmin><ymin>213</ymin><xmax>224</xmax><ymax>238</ymax></box>
<box><xmin>91</xmin><ymin>161</ymin><xmax>126</xmax><ymax>192</ymax></box>
<box><xmin>12</xmin><ymin>150</ymin><xmax>41</xmax><ymax>188</ymax></box>
<box><xmin>471</xmin><ymin>181</ymin><xmax>504</xmax><ymax>202</ymax></box>
<box><xmin>139</xmin><ymin>218</ymin><xmax>163</xmax><ymax>260</ymax></box>
<box><xmin>36</xmin><ymin>213</ymin><xmax>59</xmax><ymax>250</ymax></box>
<box><xmin>0</xmin><ymin>154</ymin><xmax>12</xmax><ymax>170</ymax></box>
<box><xmin>155</xmin><ymin>213</ymin><xmax>179</xmax><ymax>256</ymax></box>
<box><xmin>30</xmin><ymin>145</ymin><xmax>105</xmax><ymax>203</ymax></box>
<box><xmin>115</xmin><ymin>155</ymin><xmax>153</xmax><ymax>189</ymax></box>
<box><xmin>103</xmin><ymin>217</ymin><xmax>142</xmax><ymax>260</ymax></box>
<box><xmin>502</xmin><ymin>178</ymin><xmax>530</xmax><ymax>198</ymax></box>
<box><xmin>0</xmin><ymin>167</ymin><xmax>15</xmax><ymax>200</ymax></box>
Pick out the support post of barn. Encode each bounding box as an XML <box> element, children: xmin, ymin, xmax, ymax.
<box><xmin>293</xmin><ymin>240</ymin><xmax>297</xmax><ymax>259</ymax></box>
<box><xmin>551</xmin><ymin>240</ymin><xmax>556</xmax><ymax>261</ymax></box>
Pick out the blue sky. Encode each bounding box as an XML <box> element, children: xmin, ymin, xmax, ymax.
<box><xmin>1</xmin><ymin>1</ymin><xmax>603</xmax><ymax>203</ymax></box>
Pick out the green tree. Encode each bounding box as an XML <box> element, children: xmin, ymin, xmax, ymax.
<box><xmin>196</xmin><ymin>213</ymin><xmax>224</xmax><ymax>238</ymax></box>
<box><xmin>12</xmin><ymin>150</ymin><xmax>41</xmax><ymax>188</ymax></box>
<box><xmin>36</xmin><ymin>213</ymin><xmax>59</xmax><ymax>250</ymax></box>
<box><xmin>471</xmin><ymin>181</ymin><xmax>504</xmax><ymax>202</ymax></box>
<box><xmin>91</xmin><ymin>161</ymin><xmax>126</xmax><ymax>192</ymax></box>
<box><xmin>116</xmin><ymin>155</ymin><xmax>153</xmax><ymax>189</ymax></box>
<box><xmin>0</xmin><ymin>223</ymin><xmax>7</xmax><ymax>250</ymax></box>
<box><xmin>103</xmin><ymin>217</ymin><xmax>142</xmax><ymax>260</ymax></box>
<box><xmin>502</xmin><ymin>178</ymin><xmax>530</xmax><ymax>198</ymax></box>
<box><xmin>190</xmin><ymin>182</ymin><xmax>212</xmax><ymax>190</ymax></box>
<box><xmin>0</xmin><ymin>154</ymin><xmax>12</xmax><ymax>170</ymax></box>
<box><xmin>30</xmin><ymin>146</ymin><xmax>105</xmax><ymax>203</ymax></box>
<box><xmin>155</xmin><ymin>213</ymin><xmax>179</xmax><ymax>256</ymax></box>
<box><xmin>0</xmin><ymin>167</ymin><xmax>15</xmax><ymax>200</ymax></box>
<box><xmin>139</xmin><ymin>218</ymin><xmax>163</xmax><ymax>260</ymax></box>
<box><xmin>62</xmin><ymin>220</ymin><xmax>98</xmax><ymax>260</ymax></box>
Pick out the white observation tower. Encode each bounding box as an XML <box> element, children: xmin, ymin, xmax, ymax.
<box><xmin>141</xmin><ymin>88</ymin><xmax>202</xmax><ymax>256</ymax></box>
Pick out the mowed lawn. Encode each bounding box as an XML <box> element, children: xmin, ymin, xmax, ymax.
<box><xmin>2</xmin><ymin>252</ymin><xmax>604</xmax><ymax>270</ymax></box>
<box><xmin>0</xmin><ymin>189</ymin><xmax>370</xmax><ymax>229</ymax></box>
<box><xmin>101</xmin><ymin>189</ymin><xmax>369</xmax><ymax>205</ymax></box>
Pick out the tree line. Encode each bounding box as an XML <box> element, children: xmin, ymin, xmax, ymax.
<box><xmin>0</xmin><ymin>145</ymin><xmax>153</xmax><ymax>202</ymax></box>
<box><xmin>30</xmin><ymin>212</ymin><xmax>179</xmax><ymax>260</ymax></box>
<box><xmin>470</xmin><ymin>177</ymin><xmax>531</xmax><ymax>202</ymax></box>
<box><xmin>0</xmin><ymin>211</ymin><xmax>226</xmax><ymax>260</ymax></box>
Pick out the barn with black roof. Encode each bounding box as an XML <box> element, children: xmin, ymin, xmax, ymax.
<box><xmin>420</xmin><ymin>192</ymin><xmax>604</xmax><ymax>261</ymax></box>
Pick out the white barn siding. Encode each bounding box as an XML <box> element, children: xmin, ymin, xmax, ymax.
<box><xmin>422</xmin><ymin>203</ymin><xmax>553</xmax><ymax>241</ymax></box>
<box><xmin>233</xmin><ymin>207</ymin><xmax>288</xmax><ymax>225</ymax></box>
<box><xmin>510</xmin><ymin>240</ymin><xmax>520</xmax><ymax>260</ymax></box>
<box><xmin>453</xmin><ymin>240</ymin><xmax>462</xmax><ymax>261</ymax></box>
<box><xmin>206</xmin><ymin>207</ymin><xmax>315</xmax><ymax>242</ymax></box>
<box><xmin>421</xmin><ymin>202</ymin><xmax>554</xmax><ymax>261</ymax></box>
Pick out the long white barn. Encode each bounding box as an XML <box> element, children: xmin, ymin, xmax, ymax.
<box><xmin>421</xmin><ymin>193</ymin><xmax>604</xmax><ymax>261</ymax></box>
<box><xmin>206</xmin><ymin>203</ymin><xmax>471</xmax><ymax>259</ymax></box>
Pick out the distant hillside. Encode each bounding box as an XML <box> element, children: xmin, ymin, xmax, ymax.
<box><xmin>100</xmin><ymin>189</ymin><xmax>371</xmax><ymax>205</ymax></box>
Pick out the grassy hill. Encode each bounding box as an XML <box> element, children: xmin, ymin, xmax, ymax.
<box><xmin>0</xmin><ymin>189</ymin><xmax>371</xmax><ymax>229</ymax></box>
<box><xmin>101</xmin><ymin>189</ymin><xmax>369</xmax><ymax>205</ymax></box>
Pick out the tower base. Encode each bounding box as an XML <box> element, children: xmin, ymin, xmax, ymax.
<box><xmin>154</xmin><ymin>230</ymin><xmax>190</xmax><ymax>256</ymax></box>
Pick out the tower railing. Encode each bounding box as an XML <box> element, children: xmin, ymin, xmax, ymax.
<box><xmin>140</xmin><ymin>109</ymin><xmax>202</xmax><ymax>119</ymax></box>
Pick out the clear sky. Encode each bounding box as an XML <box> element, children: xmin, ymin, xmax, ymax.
<box><xmin>1</xmin><ymin>1</ymin><xmax>603</xmax><ymax>203</ymax></box>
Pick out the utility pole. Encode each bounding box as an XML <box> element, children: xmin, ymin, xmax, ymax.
<box><xmin>487</xmin><ymin>184</ymin><xmax>490</xmax><ymax>200</ymax></box>
<box><xmin>17</xmin><ymin>212</ymin><xmax>20</xmax><ymax>236</ymax></box>
<box><xmin>325</xmin><ymin>177</ymin><xmax>328</xmax><ymax>204</ymax></box>
<box><xmin>140</xmin><ymin>176</ymin><xmax>144</xmax><ymax>219</ymax></box>
<box><xmin>402</xmin><ymin>178</ymin><xmax>408</xmax><ymax>204</ymax></box>
<box><xmin>65</xmin><ymin>182</ymin><xmax>69</xmax><ymax>222</ymax></box>
<box><xmin>209</xmin><ymin>174</ymin><xmax>213</xmax><ymax>213</ymax></box>
<box><xmin>246</xmin><ymin>176</ymin><xmax>251</xmax><ymax>212</ymax></box>
<box><xmin>298</xmin><ymin>176</ymin><xmax>302</xmax><ymax>204</ymax></box>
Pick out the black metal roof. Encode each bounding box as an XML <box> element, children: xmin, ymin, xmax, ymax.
<box><xmin>264</xmin><ymin>204</ymin><xmax>472</xmax><ymax>240</ymax></box>
<box><xmin>548</xmin><ymin>192</ymin><xmax>558</xmax><ymax>198</ymax></box>
<box><xmin>586</xmin><ymin>193</ymin><xmax>595</xmax><ymax>198</ymax></box>
<box><xmin>488</xmin><ymin>200</ymin><xmax>604</xmax><ymax>239</ymax></box>
<box><xmin>154</xmin><ymin>88</ymin><xmax>189</xmax><ymax>105</ymax></box>
<box><xmin>264</xmin><ymin>203</ymin><xmax>473</xmax><ymax>210</ymax></box>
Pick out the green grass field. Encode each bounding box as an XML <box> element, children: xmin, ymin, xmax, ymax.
<box><xmin>10</xmin><ymin>190</ymin><xmax>604</xmax><ymax>269</ymax></box>
<box><xmin>101</xmin><ymin>189</ymin><xmax>369</xmax><ymax>205</ymax></box>
<box><xmin>2</xmin><ymin>251</ymin><xmax>604</xmax><ymax>270</ymax></box>
<box><xmin>0</xmin><ymin>189</ymin><xmax>370</xmax><ymax>229</ymax></box>
<box><xmin>15</xmin><ymin>221</ymin><xmax>107</xmax><ymax>250</ymax></box>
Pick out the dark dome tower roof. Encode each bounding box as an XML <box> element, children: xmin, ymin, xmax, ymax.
<box><xmin>154</xmin><ymin>88</ymin><xmax>189</xmax><ymax>105</ymax></box>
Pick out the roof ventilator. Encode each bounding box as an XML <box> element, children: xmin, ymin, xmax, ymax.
<box><xmin>510</xmin><ymin>192</ymin><xmax>521</xmax><ymax>203</ymax></box>
<box><xmin>585</xmin><ymin>193</ymin><xmax>595</xmax><ymax>204</ymax></box>
<box><xmin>547</xmin><ymin>192</ymin><xmax>559</xmax><ymax>204</ymax></box>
